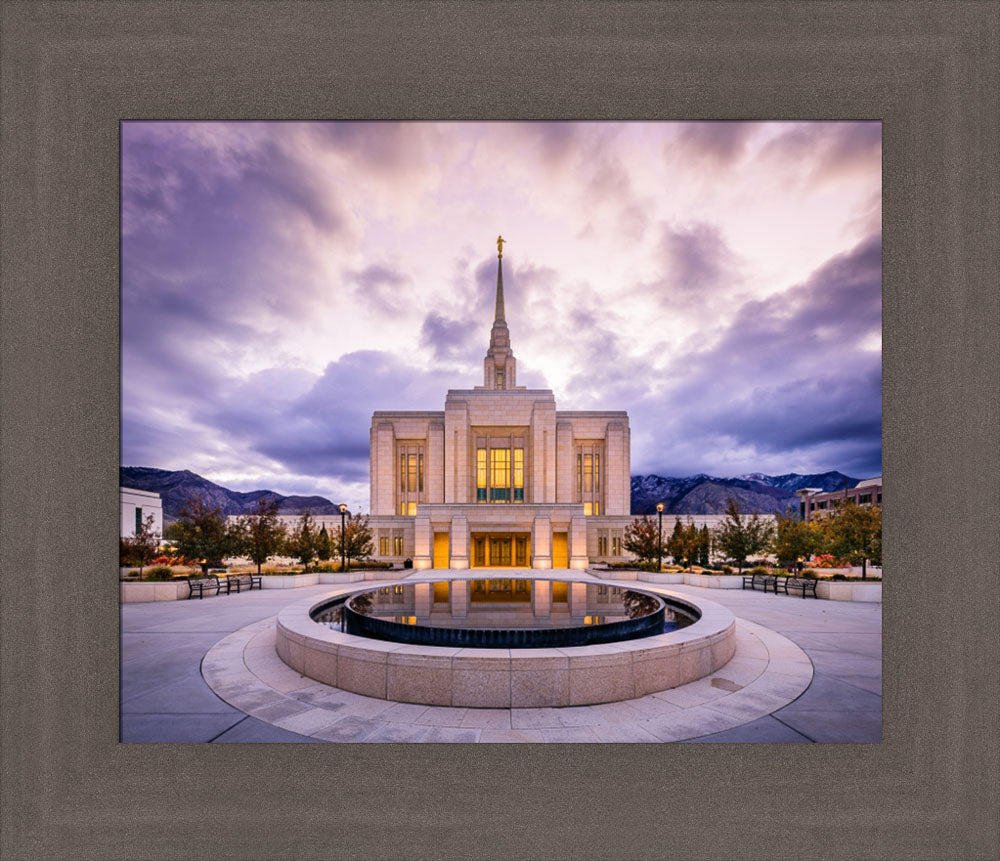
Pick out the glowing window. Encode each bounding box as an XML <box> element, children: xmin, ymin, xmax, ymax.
<box><xmin>490</xmin><ymin>448</ymin><xmax>510</xmax><ymax>502</ymax></box>
<box><xmin>477</xmin><ymin>448</ymin><xmax>487</xmax><ymax>502</ymax></box>
<box><xmin>593</xmin><ymin>501</ymin><xmax>599</xmax><ymax>516</ymax></box>
<box><xmin>407</xmin><ymin>502</ymin><xmax>417</xmax><ymax>516</ymax></box>
<box><xmin>513</xmin><ymin>448</ymin><xmax>524</xmax><ymax>502</ymax></box>
<box><xmin>584</xmin><ymin>454</ymin><xmax>593</xmax><ymax>492</ymax></box>
<box><xmin>400</xmin><ymin>454</ymin><xmax>406</xmax><ymax>491</ymax></box>
<box><xmin>595</xmin><ymin>453</ymin><xmax>600</xmax><ymax>491</ymax></box>
<box><xmin>399</xmin><ymin>502</ymin><xmax>406</xmax><ymax>516</ymax></box>
<box><xmin>379</xmin><ymin>536</ymin><xmax>390</xmax><ymax>555</ymax></box>
<box><xmin>583</xmin><ymin>502</ymin><xmax>593</xmax><ymax>516</ymax></box>
<box><xmin>393</xmin><ymin>536</ymin><xmax>403</xmax><ymax>555</ymax></box>
<box><xmin>407</xmin><ymin>454</ymin><xmax>417</xmax><ymax>493</ymax></box>
<box><xmin>598</xmin><ymin>536</ymin><xmax>608</xmax><ymax>555</ymax></box>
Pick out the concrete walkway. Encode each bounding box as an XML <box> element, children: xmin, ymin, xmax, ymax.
<box><xmin>121</xmin><ymin>578</ymin><xmax>881</xmax><ymax>743</ymax></box>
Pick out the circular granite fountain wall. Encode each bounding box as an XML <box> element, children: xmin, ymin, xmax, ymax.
<box><xmin>275</xmin><ymin>578</ymin><xmax>736</xmax><ymax>708</ymax></box>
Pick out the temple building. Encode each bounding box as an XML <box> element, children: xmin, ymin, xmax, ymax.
<box><xmin>368</xmin><ymin>237</ymin><xmax>632</xmax><ymax>570</ymax></box>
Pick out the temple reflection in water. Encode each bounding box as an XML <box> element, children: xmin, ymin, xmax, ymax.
<box><xmin>318</xmin><ymin>579</ymin><xmax>692</xmax><ymax>632</ymax></box>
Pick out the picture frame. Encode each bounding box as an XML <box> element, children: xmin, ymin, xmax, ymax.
<box><xmin>2</xmin><ymin>2</ymin><xmax>996</xmax><ymax>858</ymax></box>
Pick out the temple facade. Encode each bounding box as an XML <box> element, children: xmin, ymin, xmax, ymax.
<box><xmin>368</xmin><ymin>238</ymin><xmax>632</xmax><ymax>570</ymax></box>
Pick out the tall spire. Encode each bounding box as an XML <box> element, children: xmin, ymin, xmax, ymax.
<box><xmin>494</xmin><ymin>255</ymin><xmax>505</xmax><ymax>323</ymax></box>
<box><xmin>483</xmin><ymin>234</ymin><xmax>516</xmax><ymax>390</ymax></box>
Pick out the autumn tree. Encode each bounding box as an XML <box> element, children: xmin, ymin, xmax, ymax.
<box><xmin>336</xmin><ymin>512</ymin><xmax>375</xmax><ymax>570</ymax></box>
<box><xmin>770</xmin><ymin>512</ymin><xmax>822</xmax><ymax>569</ymax></box>
<box><xmin>286</xmin><ymin>510</ymin><xmax>323</xmax><ymax>572</ymax></box>
<box><xmin>234</xmin><ymin>495</ymin><xmax>287</xmax><ymax>575</ymax></box>
<box><xmin>123</xmin><ymin>512</ymin><xmax>160</xmax><ymax>578</ymax></box>
<box><xmin>714</xmin><ymin>497</ymin><xmax>775</xmax><ymax>574</ymax></box>
<box><xmin>818</xmin><ymin>499</ymin><xmax>882</xmax><ymax>579</ymax></box>
<box><xmin>164</xmin><ymin>495</ymin><xmax>231</xmax><ymax>573</ymax></box>
<box><xmin>623</xmin><ymin>515</ymin><xmax>663</xmax><ymax>567</ymax></box>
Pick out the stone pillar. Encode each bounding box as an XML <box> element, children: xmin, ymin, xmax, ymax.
<box><xmin>374</xmin><ymin>422</ymin><xmax>395</xmax><ymax>515</ymax></box>
<box><xmin>449</xmin><ymin>515</ymin><xmax>469</xmax><ymax>569</ymax></box>
<box><xmin>413</xmin><ymin>515</ymin><xmax>432</xmax><ymax>569</ymax></box>
<box><xmin>414</xmin><ymin>582</ymin><xmax>432</xmax><ymax>620</ymax></box>
<box><xmin>556</xmin><ymin>421</ymin><xmax>574</xmax><ymax>504</ymax></box>
<box><xmin>450</xmin><ymin>579</ymin><xmax>469</xmax><ymax>618</ymax></box>
<box><xmin>530</xmin><ymin>400</ymin><xmax>555</xmax><ymax>503</ymax></box>
<box><xmin>532</xmin><ymin>579</ymin><xmax>551</xmax><ymax>618</ymax></box>
<box><xmin>531</xmin><ymin>515</ymin><xmax>552</xmax><ymax>569</ymax></box>
<box><xmin>569</xmin><ymin>515</ymin><xmax>589</xmax><ymax>569</ymax></box>
<box><xmin>427</xmin><ymin>421</ymin><xmax>445</xmax><ymax>504</ymax></box>
<box><xmin>568</xmin><ymin>581</ymin><xmax>587</xmax><ymax>619</ymax></box>
<box><xmin>605</xmin><ymin>421</ymin><xmax>625</xmax><ymax>514</ymax></box>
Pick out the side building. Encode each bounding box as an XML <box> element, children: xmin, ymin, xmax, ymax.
<box><xmin>796</xmin><ymin>476</ymin><xmax>883</xmax><ymax>522</ymax></box>
<box><xmin>120</xmin><ymin>486</ymin><xmax>163</xmax><ymax>537</ymax></box>
<box><xmin>368</xmin><ymin>240</ymin><xmax>631</xmax><ymax>570</ymax></box>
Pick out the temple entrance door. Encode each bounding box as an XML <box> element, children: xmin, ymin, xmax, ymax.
<box><xmin>552</xmin><ymin>533</ymin><xmax>569</xmax><ymax>568</ymax></box>
<box><xmin>489</xmin><ymin>536</ymin><xmax>512</xmax><ymax>566</ymax></box>
<box><xmin>471</xmin><ymin>533</ymin><xmax>529</xmax><ymax>567</ymax></box>
<box><xmin>433</xmin><ymin>532</ymin><xmax>449</xmax><ymax>569</ymax></box>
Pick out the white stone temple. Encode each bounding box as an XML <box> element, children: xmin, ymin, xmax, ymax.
<box><xmin>368</xmin><ymin>237</ymin><xmax>632</xmax><ymax>570</ymax></box>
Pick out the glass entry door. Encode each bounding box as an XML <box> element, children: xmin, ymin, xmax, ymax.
<box><xmin>489</xmin><ymin>537</ymin><xmax>512</xmax><ymax>566</ymax></box>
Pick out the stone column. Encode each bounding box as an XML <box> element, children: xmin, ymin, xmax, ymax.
<box><xmin>449</xmin><ymin>515</ymin><xmax>469</xmax><ymax>569</ymax></box>
<box><xmin>569</xmin><ymin>515</ymin><xmax>589</xmax><ymax>569</ymax></box>
<box><xmin>427</xmin><ymin>421</ymin><xmax>445</xmax><ymax>504</ymax></box>
<box><xmin>532</xmin><ymin>579</ymin><xmax>551</xmax><ymax>618</ymax></box>
<box><xmin>374</xmin><ymin>422</ymin><xmax>395</xmax><ymax>515</ymax></box>
<box><xmin>568</xmin><ymin>581</ymin><xmax>587</xmax><ymax>619</ymax></box>
<box><xmin>450</xmin><ymin>579</ymin><xmax>469</xmax><ymax>618</ymax></box>
<box><xmin>414</xmin><ymin>582</ymin><xmax>432</xmax><ymax>620</ymax></box>
<box><xmin>531</xmin><ymin>515</ymin><xmax>552</xmax><ymax>569</ymax></box>
<box><xmin>556</xmin><ymin>420</ymin><xmax>574</xmax><ymax>504</ymax></box>
<box><xmin>413</xmin><ymin>515</ymin><xmax>432</xmax><ymax>569</ymax></box>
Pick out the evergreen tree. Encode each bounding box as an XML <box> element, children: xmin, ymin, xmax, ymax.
<box><xmin>666</xmin><ymin>518</ymin><xmax>685</xmax><ymax>565</ymax></box>
<box><xmin>317</xmin><ymin>525</ymin><xmax>332</xmax><ymax>561</ymax></box>
<box><xmin>698</xmin><ymin>525</ymin><xmax>711</xmax><ymax>567</ymax></box>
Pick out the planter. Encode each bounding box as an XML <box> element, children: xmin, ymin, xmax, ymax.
<box><xmin>638</xmin><ymin>572</ymin><xmax>685</xmax><ymax>584</ymax></box>
<box><xmin>319</xmin><ymin>571</ymin><xmax>366</xmax><ymax>584</ymax></box>
<box><xmin>120</xmin><ymin>580</ymin><xmax>191</xmax><ymax>603</ymax></box>
<box><xmin>260</xmin><ymin>572</ymin><xmax>320</xmax><ymax>589</ymax></box>
<box><xmin>816</xmin><ymin>581</ymin><xmax>882</xmax><ymax>603</ymax></box>
<box><xmin>684</xmin><ymin>572</ymin><xmax>743</xmax><ymax>589</ymax></box>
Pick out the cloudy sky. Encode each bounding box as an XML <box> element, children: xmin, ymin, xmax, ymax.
<box><xmin>122</xmin><ymin>121</ymin><xmax>881</xmax><ymax>511</ymax></box>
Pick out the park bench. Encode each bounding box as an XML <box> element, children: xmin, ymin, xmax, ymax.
<box><xmin>776</xmin><ymin>576</ymin><xmax>818</xmax><ymax>598</ymax></box>
<box><xmin>225</xmin><ymin>572</ymin><xmax>262</xmax><ymax>593</ymax></box>
<box><xmin>187</xmin><ymin>574</ymin><xmax>223</xmax><ymax>599</ymax></box>
<box><xmin>742</xmin><ymin>571</ymin><xmax>777</xmax><ymax>593</ymax></box>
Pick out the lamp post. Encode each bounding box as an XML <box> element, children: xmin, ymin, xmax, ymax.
<box><xmin>339</xmin><ymin>503</ymin><xmax>347</xmax><ymax>573</ymax></box>
<box><xmin>656</xmin><ymin>503</ymin><xmax>664</xmax><ymax>573</ymax></box>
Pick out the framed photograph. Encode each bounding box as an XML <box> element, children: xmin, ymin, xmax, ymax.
<box><xmin>2</xmin><ymin>3</ymin><xmax>996</xmax><ymax>859</ymax></box>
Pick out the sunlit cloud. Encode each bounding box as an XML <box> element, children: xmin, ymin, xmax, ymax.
<box><xmin>122</xmin><ymin>121</ymin><xmax>882</xmax><ymax>511</ymax></box>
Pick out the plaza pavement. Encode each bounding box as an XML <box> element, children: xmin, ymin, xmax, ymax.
<box><xmin>121</xmin><ymin>575</ymin><xmax>881</xmax><ymax>743</ymax></box>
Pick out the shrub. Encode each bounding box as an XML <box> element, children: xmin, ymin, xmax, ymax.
<box><xmin>747</xmin><ymin>565</ymin><xmax>770</xmax><ymax>577</ymax></box>
<box><xmin>720</xmin><ymin>565</ymin><xmax>734</xmax><ymax>575</ymax></box>
<box><xmin>831</xmin><ymin>573</ymin><xmax>847</xmax><ymax>581</ymax></box>
<box><xmin>800</xmin><ymin>569</ymin><xmax>818</xmax><ymax>579</ymax></box>
<box><xmin>144</xmin><ymin>565</ymin><xmax>175</xmax><ymax>581</ymax></box>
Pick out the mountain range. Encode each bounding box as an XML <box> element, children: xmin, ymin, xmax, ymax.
<box><xmin>122</xmin><ymin>466</ymin><xmax>862</xmax><ymax>523</ymax></box>
<box><xmin>629</xmin><ymin>471</ymin><xmax>860</xmax><ymax>516</ymax></box>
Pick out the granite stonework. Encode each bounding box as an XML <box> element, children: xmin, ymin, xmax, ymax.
<box><xmin>120</xmin><ymin>580</ymin><xmax>192</xmax><ymax>602</ymax></box>
<box><xmin>274</xmin><ymin>580</ymin><xmax>736</xmax><ymax>708</ymax></box>
<box><xmin>365</xmin><ymin>253</ymin><xmax>634</xmax><ymax>571</ymax></box>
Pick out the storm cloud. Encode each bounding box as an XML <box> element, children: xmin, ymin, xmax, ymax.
<box><xmin>121</xmin><ymin>121</ymin><xmax>882</xmax><ymax>511</ymax></box>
